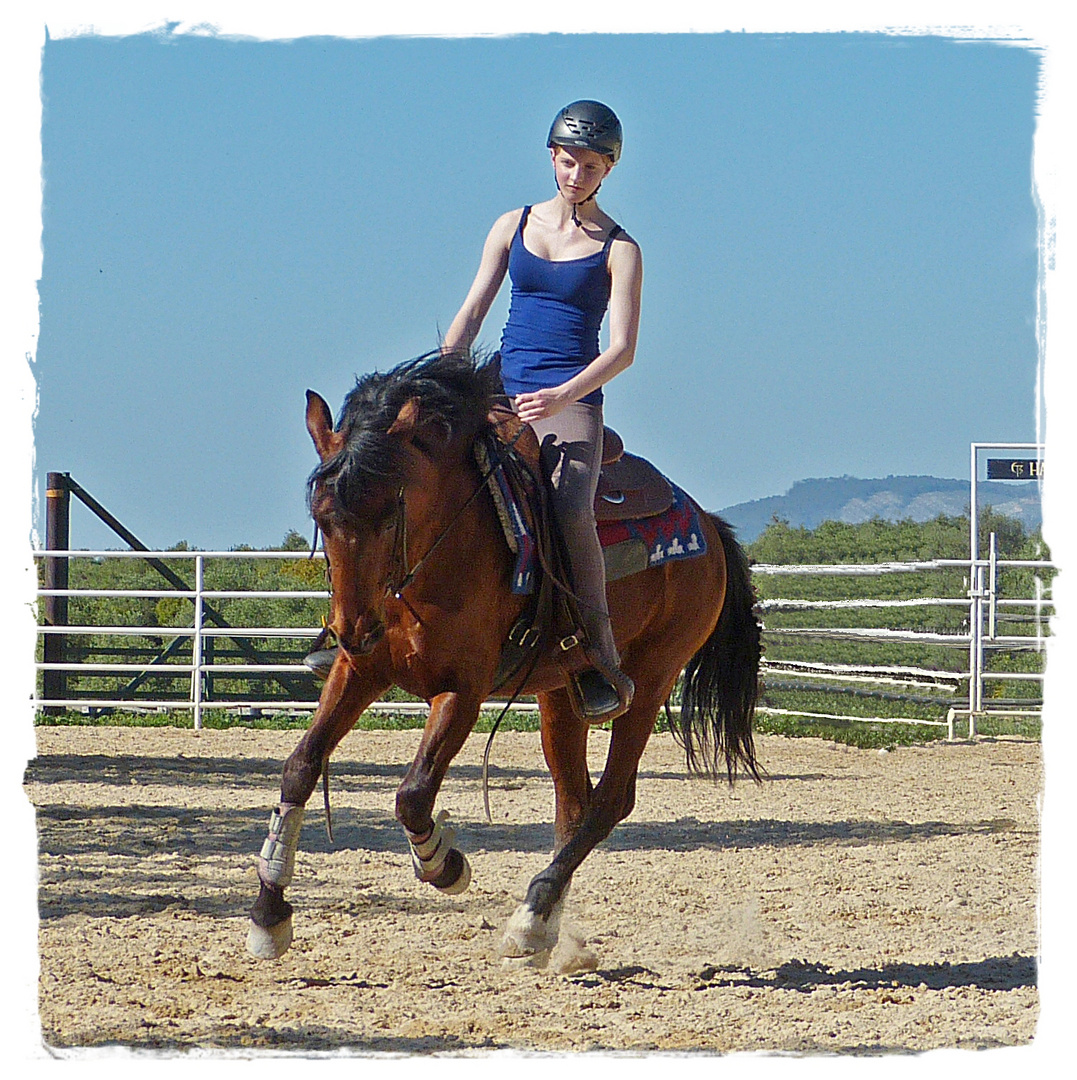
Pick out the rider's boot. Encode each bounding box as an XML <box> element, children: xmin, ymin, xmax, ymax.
<box><xmin>303</xmin><ymin>626</ymin><xmax>339</xmax><ymax>680</ymax></box>
<box><xmin>567</xmin><ymin>638</ymin><xmax>635</xmax><ymax>723</ymax></box>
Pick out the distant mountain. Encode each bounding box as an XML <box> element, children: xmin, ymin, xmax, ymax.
<box><xmin>717</xmin><ymin>475</ymin><xmax>1042</xmax><ymax>543</ymax></box>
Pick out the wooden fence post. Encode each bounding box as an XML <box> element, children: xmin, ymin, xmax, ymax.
<box><xmin>43</xmin><ymin>471</ymin><xmax>71</xmax><ymax>713</ymax></box>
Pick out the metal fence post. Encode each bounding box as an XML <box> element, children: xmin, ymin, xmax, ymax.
<box><xmin>970</xmin><ymin>560</ymin><xmax>983</xmax><ymax>739</ymax></box>
<box><xmin>988</xmin><ymin>532</ymin><xmax>998</xmax><ymax>641</ymax></box>
<box><xmin>192</xmin><ymin>554</ymin><xmax>204</xmax><ymax>731</ymax></box>
<box><xmin>966</xmin><ymin>562</ymin><xmax>977</xmax><ymax>739</ymax></box>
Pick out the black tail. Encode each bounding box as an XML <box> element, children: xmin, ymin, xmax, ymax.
<box><xmin>669</xmin><ymin>514</ymin><xmax>762</xmax><ymax>783</ymax></box>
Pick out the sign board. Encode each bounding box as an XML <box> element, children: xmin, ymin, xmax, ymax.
<box><xmin>986</xmin><ymin>458</ymin><xmax>1043</xmax><ymax>480</ymax></box>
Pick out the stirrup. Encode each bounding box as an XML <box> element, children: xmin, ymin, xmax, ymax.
<box><xmin>567</xmin><ymin>664</ymin><xmax>634</xmax><ymax>723</ymax></box>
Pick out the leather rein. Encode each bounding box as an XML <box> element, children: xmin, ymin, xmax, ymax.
<box><xmin>385</xmin><ymin>421</ymin><xmax>531</xmax><ymax>623</ymax></box>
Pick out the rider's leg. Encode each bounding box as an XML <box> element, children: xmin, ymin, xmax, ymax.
<box><xmin>528</xmin><ymin>401</ymin><xmax>634</xmax><ymax>720</ymax></box>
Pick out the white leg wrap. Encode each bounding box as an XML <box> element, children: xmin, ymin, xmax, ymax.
<box><xmin>438</xmin><ymin>851</ymin><xmax>472</xmax><ymax>895</ymax></box>
<box><xmin>407</xmin><ymin>809</ymin><xmax>464</xmax><ymax>887</ymax></box>
<box><xmin>257</xmin><ymin>804</ymin><xmax>305</xmax><ymax>888</ymax></box>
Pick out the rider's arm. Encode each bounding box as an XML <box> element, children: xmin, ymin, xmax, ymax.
<box><xmin>441</xmin><ymin>210</ymin><xmax>519</xmax><ymax>353</ymax></box>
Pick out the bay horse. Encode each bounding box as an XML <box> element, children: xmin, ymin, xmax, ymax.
<box><xmin>247</xmin><ymin>350</ymin><xmax>761</xmax><ymax>965</ymax></box>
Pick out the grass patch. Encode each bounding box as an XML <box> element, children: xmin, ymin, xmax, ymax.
<box><xmin>753</xmin><ymin>711</ymin><xmax>948</xmax><ymax>749</ymax></box>
<box><xmin>36</xmin><ymin>709</ymin><xmax>199</xmax><ymax>729</ymax></box>
<box><xmin>33</xmin><ymin>706</ymin><xmax>546</xmax><ymax>734</ymax></box>
<box><xmin>34</xmin><ymin>702</ymin><xmax>1040</xmax><ymax>748</ymax></box>
<box><xmin>953</xmin><ymin>713</ymin><xmax>1042</xmax><ymax>740</ymax></box>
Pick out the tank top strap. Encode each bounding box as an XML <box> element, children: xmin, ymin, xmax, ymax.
<box><xmin>602</xmin><ymin>223</ymin><xmax>624</xmax><ymax>269</ymax></box>
<box><xmin>517</xmin><ymin>205</ymin><xmax>531</xmax><ymax>237</ymax></box>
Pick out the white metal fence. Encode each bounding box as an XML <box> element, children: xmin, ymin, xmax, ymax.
<box><xmin>33</xmin><ymin>541</ymin><xmax>1052</xmax><ymax>738</ymax></box>
<box><xmin>34</xmin><ymin>549</ymin><xmax>334</xmax><ymax>729</ymax></box>
<box><xmin>752</xmin><ymin>543</ymin><xmax>1051</xmax><ymax>738</ymax></box>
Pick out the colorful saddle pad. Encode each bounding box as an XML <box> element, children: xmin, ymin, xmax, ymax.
<box><xmin>597</xmin><ymin>482</ymin><xmax>708</xmax><ymax>582</ymax></box>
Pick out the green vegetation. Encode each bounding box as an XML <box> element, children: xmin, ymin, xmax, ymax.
<box><xmin>36</xmin><ymin>511</ymin><xmax>1050</xmax><ymax>748</ymax></box>
<box><xmin>36</xmin><ymin>706</ymin><xmax>545</xmax><ymax>734</ymax></box>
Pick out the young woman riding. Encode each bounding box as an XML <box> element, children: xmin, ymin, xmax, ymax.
<box><xmin>441</xmin><ymin>99</ymin><xmax>642</xmax><ymax>722</ymax></box>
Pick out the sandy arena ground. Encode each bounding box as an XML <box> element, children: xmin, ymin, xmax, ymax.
<box><xmin>24</xmin><ymin>724</ymin><xmax>1040</xmax><ymax>1056</ymax></box>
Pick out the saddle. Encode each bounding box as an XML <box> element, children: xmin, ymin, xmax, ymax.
<box><xmin>481</xmin><ymin>404</ymin><xmax>674</xmax><ymax>696</ymax></box>
<box><xmin>595</xmin><ymin>441</ymin><xmax>674</xmax><ymax>522</ymax></box>
<box><xmin>486</xmin><ymin>406</ymin><xmax>674</xmax><ymax>524</ymax></box>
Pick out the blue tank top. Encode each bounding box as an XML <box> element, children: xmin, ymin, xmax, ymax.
<box><xmin>499</xmin><ymin>206</ymin><xmax>622</xmax><ymax>406</ymax></box>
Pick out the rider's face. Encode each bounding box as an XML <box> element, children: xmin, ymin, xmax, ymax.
<box><xmin>550</xmin><ymin>145</ymin><xmax>613</xmax><ymax>203</ymax></box>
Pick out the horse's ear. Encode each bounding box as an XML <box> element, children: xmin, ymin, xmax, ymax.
<box><xmin>306</xmin><ymin>390</ymin><xmax>336</xmax><ymax>460</ymax></box>
<box><xmin>389</xmin><ymin>397</ymin><xmax>454</xmax><ymax>457</ymax></box>
<box><xmin>387</xmin><ymin>397</ymin><xmax>422</xmax><ymax>438</ymax></box>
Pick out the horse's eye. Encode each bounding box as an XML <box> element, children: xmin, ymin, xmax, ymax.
<box><xmin>374</xmin><ymin>503</ymin><xmax>399</xmax><ymax>533</ymax></box>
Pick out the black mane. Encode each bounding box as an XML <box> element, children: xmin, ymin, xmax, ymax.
<box><xmin>309</xmin><ymin>349</ymin><xmax>500</xmax><ymax>522</ymax></box>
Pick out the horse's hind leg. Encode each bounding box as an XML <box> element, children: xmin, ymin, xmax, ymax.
<box><xmin>498</xmin><ymin>690</ymin><xmax>591</xmax><ymax>964</ymax></box>
<box><xmin>499</xmin><ymin>679</ymin><xmax>673</xmax><ymax>963</ymax></box>
<box><xmin>247</xmin><ymin>658</ymin><xmax>389</xmax><ymax>960</ymax></box>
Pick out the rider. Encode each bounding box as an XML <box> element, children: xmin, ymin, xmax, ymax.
<box><xmin>441</xmin><ymin>100</ymin><xmax>642</xmax><ymax>721</ymax></box>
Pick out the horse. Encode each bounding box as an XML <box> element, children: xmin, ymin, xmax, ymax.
<box><xmin>247</xmin><ymin>349</ymin><xmax>761</xmax><ymax>965</ymax></box>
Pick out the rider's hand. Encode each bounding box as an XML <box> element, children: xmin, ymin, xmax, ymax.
<box><xmin>514</xmin><ymin>386</ymin><xmax>571</xmax><ymax>423</ymax></box>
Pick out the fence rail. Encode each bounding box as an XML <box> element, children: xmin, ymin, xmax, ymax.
<box><xmin>751</xmin><ymin>544</ymin><xmax>1052</xmax><ymax>738</ymax></box>
<box><xmin>33</xmin><ymin>539</ymin><xmax>1053</xmax><ymax>738</ymax></box>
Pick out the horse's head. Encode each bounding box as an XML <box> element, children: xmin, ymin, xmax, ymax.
<box><xmin>304</xmin><ymin>351</ymin><xmax>498</xmax><ymax>661</ymax></box>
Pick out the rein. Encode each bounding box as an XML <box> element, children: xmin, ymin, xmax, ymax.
<box><xmin>385</xmin><ymin>421</ymin><xmax>530</xmax><ymax>617</ymax></box>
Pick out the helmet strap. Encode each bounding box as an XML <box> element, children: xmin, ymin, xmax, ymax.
<box><xmin>559</xmin><ymin>181</ymin><xmax>602</xmax><ymax>229</ymax></box>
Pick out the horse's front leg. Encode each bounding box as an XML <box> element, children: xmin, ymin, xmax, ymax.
<box><xmin>394</xmin><ymin>690</ymin><xmax>482</xmax><ymax>895</ymax></box>
<box><xmin>247</xmin><ymin>656</ymin><xmax>390</xmax><ymax>960</ymax></box>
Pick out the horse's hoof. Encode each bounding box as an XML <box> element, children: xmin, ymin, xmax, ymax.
<box><xmin>302</xmin><ymin>647</ymin><xmax>338</xmax><ymax>679</ymax></box>
<box><xmin>246</xmin><ymin>915</ymin><xmax>293</xmax><ymax>960</ymax></box>
<box><xmin>435</xmin><ymin>850</ymin><xmax>472</xmax><ymax>895</ymax></box>
<box><xmin>499</xmin><ymin>903</ymin><xmax>557</xmax><ymax>957</ymax></box>
<box><xmin>501</xmin><ymin>949</ymin><xmax>551</xmax><ymax>970</ymax></box>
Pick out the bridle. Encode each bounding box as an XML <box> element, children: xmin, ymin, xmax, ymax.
<box><xmin>385</xmin><ymin>486</ymin><xmax>424</xmax><ymax>626</ymax></box>
<box><xmin>321</xmin><ymin>421</ymin><xmax>530</xmax><ymax>655</ymax></box>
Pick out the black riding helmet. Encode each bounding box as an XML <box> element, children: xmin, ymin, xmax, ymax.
<box><xmin>547</xmin><ymin>100</ymin><xmax>622</xmax><ymax>164</ymax></box>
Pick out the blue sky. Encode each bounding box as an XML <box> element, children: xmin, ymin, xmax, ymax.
<box><xmin>5</xmin><ymin>8</ymin><xmax>1076</xmax><ymax>1065</ymax></box>
<box><xmin>32</xmin><ymin>28</ymin><xmax>1043</xmax><ymax>550</ymax></box>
